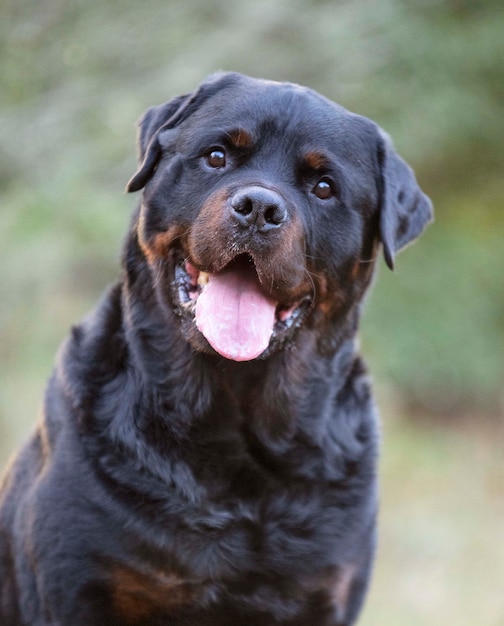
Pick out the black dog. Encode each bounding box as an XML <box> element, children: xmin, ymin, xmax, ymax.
<box><xmin>0</xmin><ymin>72</ymin><xmax>432</xmax><ymax>625</ymax></box>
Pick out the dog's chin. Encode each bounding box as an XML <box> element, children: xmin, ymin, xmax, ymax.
<box><xmin>170</xmin><ymin>252</ymin><xmax>312</xmax><ymax>362</ymax></box>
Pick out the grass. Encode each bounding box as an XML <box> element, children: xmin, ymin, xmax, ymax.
<box><xmin>361</xmin><ymin>398</ymin><xmax>504</xmax><ymax>626</ymax></box>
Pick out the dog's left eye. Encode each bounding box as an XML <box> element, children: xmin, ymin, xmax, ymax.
<box><xmin>312</xmin><ymin>179</ymin><xmax>335</xmax><ymax>200</ymax></box>
<box><xmin>205</xmin><ymin>149</ymin><xmax>227</xmax><ymax>169</ymax></box>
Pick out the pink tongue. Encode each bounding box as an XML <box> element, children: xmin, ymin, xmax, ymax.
<box><xmin>195</xmin><ymin>265</ymin><xmax>277</xmax><ymax>362</ymax></box>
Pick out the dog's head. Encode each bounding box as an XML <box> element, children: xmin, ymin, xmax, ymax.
<box><xmin>126</xmin><ymin>72</ymin><xmax>432</xmax><ymax>362</ymax></box>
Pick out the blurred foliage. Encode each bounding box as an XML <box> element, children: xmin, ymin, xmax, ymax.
<box><xmin>363</xmin><ymin>179</ymin><xmax>504</xmax><ymax>414</ymax></box>
<box><xmin>1</xmin><ymin>0</ymin><xmax>504</xmax><ymax>446</ymax></box>
<box><xmin>1</xmin><ymin>0</ymin><xmax>503</xmax><ymax>434</ymax></box>
<box><xmin>1</xmin><ymin>2</ymin><xmax>503</xmax><ymax>623</ymax></box>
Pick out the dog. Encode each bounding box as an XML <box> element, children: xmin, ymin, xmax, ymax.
<box><xmin>0</xmin><ymin>72</ymin><xmax>432</xmax><ymax>625</ymax></box>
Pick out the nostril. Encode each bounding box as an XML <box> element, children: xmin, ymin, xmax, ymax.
<box><xmin>233</xmin><ymin>197</ymin><xmax>254</xmax><ymax>216</ymax></box>
<box><xmin>264</xmin><ymin>203</ymin><xmax>286</xmax><ymax>226</ymax></box>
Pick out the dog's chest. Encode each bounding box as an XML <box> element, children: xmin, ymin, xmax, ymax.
<box><xmin>108</xmin><ymin>481</ymin><xmax>344</xmax><ymax>625</ymax></box>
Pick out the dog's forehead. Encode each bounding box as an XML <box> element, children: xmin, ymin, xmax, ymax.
<box><xmin>185</xmin><ymin>77</ymin><xmax>376</xmax><ymax>155</ymax></box>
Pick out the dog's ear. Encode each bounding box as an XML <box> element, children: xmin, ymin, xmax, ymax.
<box><xmin>377</xmin><ymin>131</ymin><xmax>433</xmax><ymax>270</ymax></box>
<box><xmin>126</xmin><ymin>95</ymin><xmax>190</xmax><ymax>193</ymax></box>
<box><xmin>136</xmin><ymin>95</ymin><xmax>190</xmax><ymax>162</ymax></box>
<box><xmin>126</xmin><ymin>72</ymin><xmax>243</xmax><ymax>193</ymax></box>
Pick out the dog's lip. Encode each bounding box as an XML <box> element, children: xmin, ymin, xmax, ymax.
<box><xmin>172</xmin><ymin>253</ymin><xmax>312</xmax><ymax>357</ymax></box>
<box><xmin>176</xmin><ymin>255</ymin><xmax>308</xmax><ymax>320</ymax></box>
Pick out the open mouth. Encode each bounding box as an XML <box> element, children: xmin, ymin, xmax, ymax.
<box><xmin>172</xmin><ymin>254</ymin><xmax>311</xmax><ymax>362</ymax></box>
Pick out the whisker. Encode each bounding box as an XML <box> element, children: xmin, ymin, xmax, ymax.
<box><xmin>303</xmin><ymin>253</ymin><xmax>327</xmax><ymax>263</ymax></box>
<box><xmin>359</xmin><ymin>256</ymin><xmax>378</xmax><ymax>265</ymax></box>
<box><xmin>302</xmin><ymin>267</ymin><xmax>317</xmax><ymax>301</ymax></box>
<box><xmin>153</xmin><ymin>260</ymin><xmax>166</xmax><ymax>288</ymax></box>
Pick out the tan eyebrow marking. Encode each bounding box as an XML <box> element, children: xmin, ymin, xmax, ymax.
<box><xmin>227</xmin><ymin>128</ymin><xmax>254</xmax><ymax>148</ymax></box>
<box><xmin>303</xmin><ymin>151</ymin><xmax>330</xmax><ymax>171</ymax></box>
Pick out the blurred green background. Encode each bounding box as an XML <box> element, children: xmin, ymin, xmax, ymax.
<box><xmin>1</xmin><ymin>0</ymin><xmax>503</xmax><ymax>623</ymax></box>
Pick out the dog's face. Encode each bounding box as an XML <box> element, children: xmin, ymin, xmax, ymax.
<box><xmin>127</xmin><ymin>72</ymin><xmax>432</xmax><ymax>361</ymax></box>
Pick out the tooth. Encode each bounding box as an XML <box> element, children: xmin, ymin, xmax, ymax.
<box><xmin>180</xmin><ymin>300</ymin><xmax>196</xmax><ymax>313</ymax></box>
<box><xmin>197</xmin><ymin>272</ymin><xmax>209</xmax><ymax>288</ymax></box>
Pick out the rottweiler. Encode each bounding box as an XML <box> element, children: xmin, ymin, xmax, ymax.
<box><xmin>0</xmin><ymin>72</ymin><xmax>432</xmax><ymax>625</ymax></box>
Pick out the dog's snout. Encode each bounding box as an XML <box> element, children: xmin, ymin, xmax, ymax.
<box><xmin>230</xmin><ymin>186</ymin><xmax>287</xmax><ymax>233</ymax></box>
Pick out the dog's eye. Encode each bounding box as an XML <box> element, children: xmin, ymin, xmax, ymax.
<box><xmin>313</xmin><ymin>179</ymin><xmax>334</xmax><ymax>200</ymax></box>
<box><xmin>205</xmin><ymin>149</ymin><xmax>227</xmax><ymax>169</ymax></box>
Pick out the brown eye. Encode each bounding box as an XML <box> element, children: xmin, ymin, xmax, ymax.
<box><xmin>313</xmin><ymin>179</ymin><xmax>334</xmax><ymax>200</ymax></box>
<box><xmin>206</xmin><ymin>149</ymin><xmax>226</xmax><ymax>169</ymax></box>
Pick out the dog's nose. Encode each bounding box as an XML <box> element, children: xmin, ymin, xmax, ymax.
<box><xmin>230</xmin><ymin>186</ymin><xmax>287</xmax><ymax>233</ymax></box>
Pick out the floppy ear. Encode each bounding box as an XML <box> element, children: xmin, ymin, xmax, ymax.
<box><xmin>126</xmin><ymin>93</ymin><xmax>194</xmax><ymax>193</ymax></box>
<box><xmin>136</xmin><ymin>95</ymin><xmax>190</xmax><ymax>162</ymax></box>
<box><xmin>126</xmin><ymin>72</ymin><xmax>243</xmax><ymax>193</ymax></box>
<box><xmin>377</xmin><ymin>131</ymin><xmax>433</xmax><ymax>270</ymax></box>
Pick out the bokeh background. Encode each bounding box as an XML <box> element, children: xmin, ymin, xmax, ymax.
<box><xmin>1</xmin><ymin>0</ymin><xmax>503</xmax><ymax>623</ymax></box>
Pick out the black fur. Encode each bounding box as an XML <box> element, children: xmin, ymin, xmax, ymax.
<box><xmin>0</xmin><ymin>73</ymin><xmax>432</xmax><ymax>625</ymax></box>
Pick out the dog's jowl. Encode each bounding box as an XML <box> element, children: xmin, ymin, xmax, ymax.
<box><xmin>0</xmin><ymin>73</ymin><xmax>432</xmax><ymax>625</ymax></box>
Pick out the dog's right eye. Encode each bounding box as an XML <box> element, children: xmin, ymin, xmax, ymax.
<box><xmin>205</xmin><ymin>149</ymin><xmax>227</xmax><ymax>169</ymax></box>
<box><xmin>312</xmin><ymin>178</ymin><xmax>335</xmax><ymax>200</ymax></box>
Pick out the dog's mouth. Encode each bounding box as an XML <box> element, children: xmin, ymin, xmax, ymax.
<box><xmin>172</xmin><ymin>254</ymin><xmax>311</xmax><ymax>361</ymax></box>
